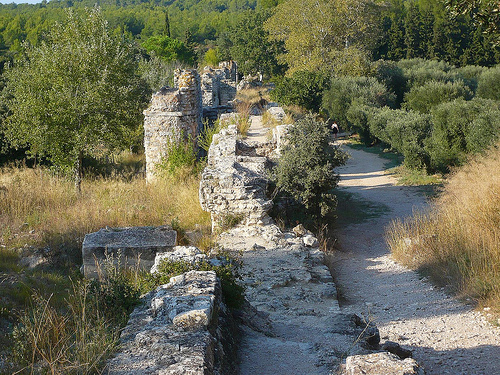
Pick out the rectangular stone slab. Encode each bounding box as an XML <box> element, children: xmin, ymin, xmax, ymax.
<box><xmin>82</xmin><ymin>226</ymin><xmax>177</xmax><ymax>278</ymax></box>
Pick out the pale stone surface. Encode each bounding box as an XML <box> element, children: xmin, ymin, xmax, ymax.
<box><xmin>345</xmin><ymin>352</ymin><xmax>425</xmax><ymax>375</ymax></box>
<box><xmin>107</xmin><ymin>270</ymin><xmax>238</xmax><ymax>375</ymax></box>
<box><xmin>199</xmin><ymin>125</ymin><xmax>274</xmax><ymax>232</ymax></box>
<box><xmin>267</xmin><ymin>106</ymin><xmax>286</xmax><ymax>122</ymax></box>
<box><xmin>151</xmin><ymin>246</ymin><xmax>206</xmax><ymax>274</ymax></box>
<box><xmin>272</xmin><ymin>124</ymin><xmax>292</xmax><ymax>156</ymax></box>
<box><xmin>144</xmin><ymin>70</ymin><xmax>203</xmax><ymax>182</ymax></box>
<box><xmin>303</xmin><ymin>234</ymin><xmax>319</xmax><ymax>247</ymax></box>
<box><xmin>82</xmin><ymin>226</ymin><xmax>176</xmax><ymax>278</ymax></box>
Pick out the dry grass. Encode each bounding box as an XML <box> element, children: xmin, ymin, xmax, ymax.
<box><xmin>235</xmin><ymin>87</ymin><xmax>270</xmax><ymax>106</ymax></box>
<box><xmin>387</xmin><ymin>143</ymin><xmax>500</xmax><ymax>310</ymax></box>
<box><xmin>0</xmin><ymin>161</ymin><xmax>211</xmax><ymax>266</ymax></box>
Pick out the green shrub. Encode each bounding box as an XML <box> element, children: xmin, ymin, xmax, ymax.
<box><xmin>477</xmin><ymin>65</ymin><xmax>500</xmax><ymax>100</ymax></box>
<box><xmin>272</xmin><ymin>115</ymin><xmax>347</xmax><ymax>222</ymax></box>
<box><xmin>159</xmin><ymin>135</ymin><xmax>198</xmax><ymax>178</ymax></box>
<box><xmin>403</xmin><ymin>80</ymin><xmax>473</xmax><ymax>113</ymax></box>
<box><xmin>455</xmin><ymin>65</ymin><xmax>487</xmax><ymax>93</ymax></box>
<box><xmin>322</xmin><ymin>76</ymin><xmax>395</xmax><ymax>141</ymax></box>
<box><xmin>345</xmin><ymin>100</ymin><xmax>376</xmax><ymax>145</ymax></box>
<box><xmin>148</xmin><ymin>254</ymin><xmax>245</xmax><ymax>308</ymax></box>
<box><xmin>369</xmin><ymin>107</ymin><xmax>432</xmax><ymax>169</ymax></box>
<box><xmin>198</xmin><ymin>119</ymin><xmax>227</xmax><ymax>153</ymax></box>
<box><xmin>426</xmin><ymin>99</ymin><xmax>500</xmax><ymax>171</ymax></box>
<box><xmin>270</xmin><ymin>70</ymin><xmax>329</xmax><ymax>112</ymax></box>
<box><xmin>396</xmin><ymin>58</ymin><xmax>455</xmax><ymax>89</ymax></box>
<box><xmin>371</xmin><ymin>59</ymin><xmax>407</xmax><ymax>107</ymax></box>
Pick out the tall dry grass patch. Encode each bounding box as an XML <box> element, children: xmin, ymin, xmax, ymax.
<box><xmin>0</xmin><ymin>165</ymin><xmax>211</xmax><ymax>264</ymax></box>
<box><xmin>387</xmin><ymin>143</ymin><xmax>500</xmax><ymax>308</ymax></box>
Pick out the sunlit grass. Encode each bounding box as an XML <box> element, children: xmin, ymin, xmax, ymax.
<box><xmin>387</xmin><ymin>143</ymin><xmax>500</xmax><ymax>311</ymax></box>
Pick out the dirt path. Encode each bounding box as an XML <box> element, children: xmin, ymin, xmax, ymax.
<box><xmin>332</xmin><ymin>143</ymin><xmax>500</xmax><ymax>374</ymax></box>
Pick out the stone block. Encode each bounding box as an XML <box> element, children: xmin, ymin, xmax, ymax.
<box><xmin>345</xmin><ymin>352</ymin><xmax>425</xmax><ymax>375</ymax></box>
<box><xmin>82</xmin><ymin>226</ymin><xmax>177</xmax><ymax>278</ymax></box>
<box><xmin>107</xmin><ymin>270</ymin><xmax>228</xmax><ymax>375</ymax></box>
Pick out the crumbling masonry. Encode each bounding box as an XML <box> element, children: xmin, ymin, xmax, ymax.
<box><xmin>144</xmin><ymin>63</ymin><xmax>238</xmax><ymax>181</ymax></box>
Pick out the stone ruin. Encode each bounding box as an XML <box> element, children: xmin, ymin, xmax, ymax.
<box><xmin>199</xmin><ymin>125</ymin><xmax>274</xmax><ymax>233</ymax></box>
<box><xmin>144</xmin><ymin>62</ymin><xmax>238</xmax><ymax>182</ymax></box>
<box><xmin>82</xmin><ymin>226</ymin><xmax>177</xmax><ymax>278</ymax></box>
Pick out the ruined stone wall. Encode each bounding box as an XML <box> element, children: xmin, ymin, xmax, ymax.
<box><xmin>107</xmin><ymin>270</ymin><xmax>239</xmax><ymax>375</ymax></box>
<box><xmin>144</xmin><ymin>69</ymin><xmax>203</xmax><ymax>182</ymax></box>
<box><xmin>201</xmin><ymin>62</ymin><xmax>238</xmax><ymax>109</ymax></box>
<box><xmin>199</xmin><ymin>125</ymin><xmax>274</xmax><ymax>233</ymax></box>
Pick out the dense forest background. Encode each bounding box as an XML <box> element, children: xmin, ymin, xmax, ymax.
<box><xmin>0</xmin><ymin>0</ymin><xmax>497</xmax><ymax>72</ymax></box>
<box><xmin>0</xmin><ymin>0</ymin><xmax>498</xmax><ymax>169</ymax></box>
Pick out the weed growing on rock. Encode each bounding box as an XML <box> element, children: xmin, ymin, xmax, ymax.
<box><xmin>146</xmin><ymin>252</ymin><xmax>245</xmax><ymax>308</ymax></box>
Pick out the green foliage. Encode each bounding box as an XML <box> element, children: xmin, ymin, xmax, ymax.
<box><xmin>138</xmin><ymin>54</ymin><xmax>179</xmax><ymax>92</ymax></box>
<box><xmin>322</xmin><ymin>76</ymin><xmax>395</xmax><ymax>142</ymax></box>
<box><xmin>264</xmin><ymin>0</ymin><xmax>380</xmax><ymax>74</ymax></box>
<box><xmin>3</xmin><ymin>8</ymin><xmax>148</xmax><ymax>190</ymax></box>
<box><xmin>148</xmin><ymin>255</ymin><xmax>245</xmax><ymax>308</ymax></box>
<box><xmin>403</xmin><ymin>80</ymin><xmax>473</xmax><ymax>113</ymax></box>
<box><xmin>369</xmin><ymin>107</ymin><xmax>432</xmax><ymax>169</ymax></box>
<box><xmin>142</xmin><ymin>35</ymin><xmax>195</xmax><ymax>65</ymax></box>
<box><xmin>426</xmin><ymin>99</ymin><xmax>500</xmax><ymax>171</ymax></box>
<box><xmin>273</xmin><ymin>115</ymin><xmax>347</xmax><ymax>221</ymax></box>
<box><xmin>455</xmin><ymin>64</ymin><xmax>486</xmax><ymax>93</ymax></box>
<box><xmin>159</xmin><ymin>136</ymin><xmax>198</xmax><ymax>178</ymax></box>
<box><xmin>198</xmin><ymin>119</ymin><xmax>228</xmax><ymax>153</ymax></box>
<box><xmin>271</xmin><ymin>70</ymin><xmax>329</xmax><ymax>112</ymax></box>
<box><xmin>396</xmin><ymin>58</ymin><xmax>455</xmax><ymax>89</ymax></box>
<box><xmin>371</xmin><ymin>59</ymin><xmax>407</xmax><ymax>106</ymax></box>
<box><xmin>477</xmin><ymin>65</ymin><xmax>500</xmax><ymax>100</ymax></box>
<box><xmin>227</xmin><ymin>9</ymin><xmax>285</xmax><ymax>77</ymax></box>
<box><xmin>204</xmin><ymin>47</ymin><xmax>220</xmax><ymax>67</ymax></box>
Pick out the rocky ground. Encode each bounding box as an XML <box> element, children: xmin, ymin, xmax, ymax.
<box><xmin>331</xmin><ymin>143</ymin><xmax>500</xmax><ymax>375</ymax></box>
<box><xmin>219</xmin><ymin>117</ymin><xmax>500</xmax><ymax>374</ymax></box>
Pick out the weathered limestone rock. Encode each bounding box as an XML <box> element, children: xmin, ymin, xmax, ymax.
<box><xmin>267</xmin><ymin>106</ymin><xmax>286</xmax><ymax>122</ymax></box>
<box><xmin>144</xmin><ymin>70</ymin><xmax>203</xmax><ymax>182</ymax></box>
<box><xmin>151</xmin><ymin>246</ymin><xmax>207</xmax><ymax>274</ymax></box>
<box><xmin>303</xmin><ymin>234</ymin><xmax>319</xmax><ymax>247</ymax></box>
<box><xmin>345</xmin><ymin>352</ymin><xmax>425</xmax><ymax>375</ymax></box>
<box><xmin>107</xmin><ymin>270</ymin><xmax>238</xmax><ymax>375</ymax></box>
<box><xmin>82</xmin><ymin>226</ymin><xmax>176</xmax><ymax>278</ymax></box>
<box><xmin>199</xmin><ymin>125</ymin><xmax>274</xmax><ymax>232</ymax></box>
<box><xmin>272</xmin><ymin>124</ymin><xmax>292</xmax><ymax>156</ymax></box>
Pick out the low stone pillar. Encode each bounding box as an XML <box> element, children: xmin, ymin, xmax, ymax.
<box><xmin>82</xmin><ymin>226</ymin><xmax>177</xmax><ymax>279</ymax></box>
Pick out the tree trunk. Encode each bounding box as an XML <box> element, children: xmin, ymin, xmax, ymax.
<box><xmin>74</xmin><ymin>151</ymin><xmax>83</xmax><ymax>194</ymax></box>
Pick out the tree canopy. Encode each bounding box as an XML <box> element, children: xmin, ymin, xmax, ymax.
<box><xmin>3</xmin><ymin>7</ymin><xmax>149</xmax><ymax>191</ymax></box>
<box><xmin>264</xmin><ymin>0</ymin><xmax>380</xmax><ymax>75</ymax></box>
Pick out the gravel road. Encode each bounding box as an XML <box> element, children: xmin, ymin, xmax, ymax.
<box><xmin>330</xmin><ymin>142</ymin><xmax>500</xmax><ymax>375</ymax></box>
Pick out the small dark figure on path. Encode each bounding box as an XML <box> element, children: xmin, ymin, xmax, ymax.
<box><xmin>331</xmin><ymin>122</ymin><xmax>339</xmax><ymax>140</ymax></box>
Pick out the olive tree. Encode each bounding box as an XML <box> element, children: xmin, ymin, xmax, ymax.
<box><xmin>273</xmin><ymin>115</ymin><xmax>347</xmax><ymax>222</ymax></box>
<box><xmin>3</xmin><ymin>8</ymin><xmax>148</xmax><ymax>191</ymax></box>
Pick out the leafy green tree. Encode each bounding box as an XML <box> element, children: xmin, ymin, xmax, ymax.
<box><xmin>264</xmin><ymin>0</ymin><xmax>380</xmax><ymax>74</ymax></box>
<box><xmin>142</xmin><ymin>35</ymin><xmax>195</xmax><ymax>65</ymax></box>
<box><xmin>322</xmin><ymin>76</ymin><xmax>395</xmax><ymax>139</ymax></box>
<box><xmin>227</xmin><ymin>10</ymin><xmax>285</xmax><ymax>77</ymax></box>
<box><xmin>271</xmin><ymin>71</ymin><xmax>329</xmax><ymax>112</ymax></box>
<box><xmin>273</xmin><ymin>115</ymin><xmax>346</xmax><ymax>221</ymax></box>
<box><xmin>403</xmin><ymin>80</ymin><xmax>473</xmax><ymax>113</ymax></box>
<box><xmin>426</xmin><ymin>98</ymin><xmax>500</xmax><ymax>171</ymax></box>
<box><xmin>3</xmin><ymin>8</ymin><xmax>148</xmax><ymax>192</ymax></box>
<box><xmin>477</xmin><ymin>65</ymin><xmax>500</xmax><ymax>100</ymax></box>
<box><xmin>445</xmin><ymin>0</ymin><xmax>500</xmax><ymax>45</ymax></box>
<box><xmin>204</xmin><ymin>48</ymin><xmax>220</xmax><ymax>67</ymax></box>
